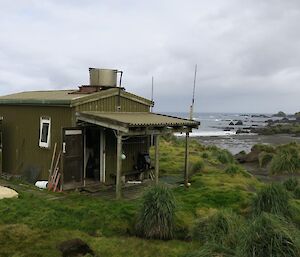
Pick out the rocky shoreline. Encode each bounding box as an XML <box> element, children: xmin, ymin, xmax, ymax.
<box><xmin>196</xmin><ymin>134</ymin><xmax>300</xmax><ymax>155</ymax></box>
<box><xmin>222</xmin><ymin>111</ymin><xmax>300</xmax><ymax>136</ymax></box>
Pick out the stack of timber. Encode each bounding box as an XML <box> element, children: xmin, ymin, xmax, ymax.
<box><xmin>48</xmin><ymin>143</ymin><xmax>62</xmax><ymax>192</ymax></box>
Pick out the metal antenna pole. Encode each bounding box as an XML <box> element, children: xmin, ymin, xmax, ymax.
<box><xmin>151</xmin><ymin>76</ymin><xmax>154</xmax><ymax>112</ymax></box>
<box><xmin>189</xmin><ymin>64</ymin><xmax>197</xmax><ymax>120</ymax></box>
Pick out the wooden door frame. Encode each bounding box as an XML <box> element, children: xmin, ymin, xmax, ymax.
<box><xmin>82</xmin><ymin>127</ymin><xmax>106</xmax><ymax>184</ymax></box>
<box><xmin>61</xmin><ymin>127</ymin><xmax>84</xmax><ymax>187</ymax></box>
<box><xmin>100</xmin><ymin>129</ymin><xmax>106</xmax><ymax>183</ymax></box>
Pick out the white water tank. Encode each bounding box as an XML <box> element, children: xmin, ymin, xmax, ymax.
<box><xmin>89</xmin><ymin>68</ymin><xmax>118</xmax><ymax>86</ymax></box>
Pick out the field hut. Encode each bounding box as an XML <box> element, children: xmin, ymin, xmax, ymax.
<box><xmin>0</xmin><ymin>68</ymin><xmax>199</xmax><ymax>198</ymax></box>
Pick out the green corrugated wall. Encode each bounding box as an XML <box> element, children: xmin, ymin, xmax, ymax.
<box><xmin>0</xmin><ymin>93</ymin><xmax>150</xmax><ymax>184</ymax></box>
<box><xmin>74</xmin><ymin>95</ymin><xmax>149</xmax><ymax>112</ymax></box>
<box><xmin>104</xmin><ymin>130</ymin><xmax>149</xmax><ymax>184</ymax></box>
<box><xmin>0</xmin><ymin>105</ymin><xmax>73</xmax><ymax>179</ymax></box>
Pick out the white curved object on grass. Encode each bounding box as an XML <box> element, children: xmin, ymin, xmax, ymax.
<box><xmin>35</xmin><ymin>181</ymin><xmax>48</xmax><ymax>189</ymax></box>
<box><xmin>0</xmin><ymin>186</ymin><xmax>18</xmax><ymax>199</ymax></box>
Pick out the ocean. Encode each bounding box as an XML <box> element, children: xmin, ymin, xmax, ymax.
<box><xmin>167</xmin><ymin>112</ymin><xmax>270</xmax><ymax>136</ymax></box>
<box><xmin>166</xmin><ymin>112</ymin><xmax>299</xmax><ymax>154</ymax></box>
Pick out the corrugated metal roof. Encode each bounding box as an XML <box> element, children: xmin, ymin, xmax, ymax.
<box><xmin>0</xmin><ymin>88</ymin><xmax>153</xmax><ymax>107</ymax></box>
<box><xmin>0</xmin><ymin>90</ymin><xmax>86</xmax><ymax>105</ymax></box>
<box><xmin>77</xmin><ymin>111</ymin><xmax>200</xmax><ymax>128</ymax></box>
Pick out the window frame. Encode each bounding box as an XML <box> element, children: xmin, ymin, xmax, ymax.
<box><xmin>39</xmin><ymin>117</ymin><xmax>51</xmax><ymax>148</ymax></box>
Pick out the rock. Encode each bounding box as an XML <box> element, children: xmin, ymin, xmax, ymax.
<box><xmin>281</xmin><ymin>117</ymin><xmax>289</xmax><ymax>122</ymax></box>
<box><xmin>58</xmin><ymin>239</ymin><xmax>94</xmax><ymax>257</ymax></box>
<box><xmin>251</xmin><ymin>114</ymin><xmax>270</xmax><ymax>118</ymax></box>
<box><xmin>235</xmin><ymin>120</ymin><xmax>243</xmax><ymax>126</ymax></box>
<box><xmin>272</xmin><ymin>111</ymin><xmax>286</xmax><ymax>117</ymax></box>
<box><xmin>229</xmin><ymin>122</ymin><xmax>234</xmax><ymax>126</ymax></box>
<box><xmin>235</xmin><ymin>151</ymin><xmax>247</xmax><ymax>163</ymax></box>
<box><xmin>0</xmin><ymin>186</ymin><xmax>18</xmax><ymax>199</ymax></box>
<box><xmin>236</xmin><ymin>129</ymin><xmax>250</xmax><ymax>134</ymax></box>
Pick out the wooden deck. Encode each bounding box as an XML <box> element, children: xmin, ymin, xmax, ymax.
<box><xmin>62</xmin><ymin>177</ymin><xmax>156</xmax><ymax>199</ymax></box>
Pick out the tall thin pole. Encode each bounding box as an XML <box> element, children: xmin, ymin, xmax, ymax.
<box><xmin>151</xmin><ymin>76</ymin><xmax>154</xmax><ymax>112</ymax></box>
<box><xmin>116</xmin><ymin>132</ymin><xmax>122</xmax><ymax>199</ymax></box>
<box><xmin>184</xmin><ymin>132</ymin><xmax>190</xmax><ymax>188</ymax></box>
<box><xmin>189</xmin><ymin>64</ymin><xmax>197</xmax><ymax>120</ymax></box>
<box><xmin>155</xmin><ymin>135</ymin><xmax>160</xmax><ymax>185</ymax></box>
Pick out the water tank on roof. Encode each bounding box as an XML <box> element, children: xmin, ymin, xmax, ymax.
<box><xmin>89</xmin><ymin>68</ymin><xmax>118</xmax><ymax>87</ymax></box>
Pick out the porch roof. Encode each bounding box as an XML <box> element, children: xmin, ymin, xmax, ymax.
<box><xmin>76</xmin><ymin>111</ymin><xmax>200</xmax><ymax>134</ymax></box>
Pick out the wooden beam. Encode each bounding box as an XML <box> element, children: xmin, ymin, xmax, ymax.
<box><xmin>155</xmin><ymin>135</ymin><xmax>160</xmax><ymax>185</ymax></box>
<box><xmin>76</xmin><ymin>115</ymin><xmax>129</xmax><ymax>133</ymax></box>
<box><xmin>123</xmin><ymin>127</ymin><xmax>193</xmax><ymax>136</ymax></box>
<box><xmin>184</xmin><ymin>132</ymin><xmax>189</xmax><ymax>188</ymax></box>
<box><xmin>116</xmin><ymin>133</ymin><xmax>122</xmax><ymax>199</ymax></box>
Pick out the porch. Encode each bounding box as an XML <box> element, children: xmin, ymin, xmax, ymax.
<box><xmin>64</xmin><ymin>111</ymin><xmax>199</xmax><ymax>198</ymax></box>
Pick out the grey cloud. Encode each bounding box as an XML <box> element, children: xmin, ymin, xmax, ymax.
<box><xmin>0</xmin><ymin>0</ymin><xmax>299</xmax><ymax>113</ymax></box>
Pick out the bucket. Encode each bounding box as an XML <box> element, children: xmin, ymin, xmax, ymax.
<box><xmin>35</xmin><ymin>181</ymin><xmax>48</xmax><ymax>189</ymax></box>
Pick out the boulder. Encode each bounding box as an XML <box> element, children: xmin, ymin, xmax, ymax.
<box><xmin>235</xmin><ymin>120</ymin><xmax>243</xmax><ymax>126</ymax></box>
<box><xmin>58</xmin><ymin>239</ymin><xmax>94</xmax><ymax>257</ymax></box>
<box><xmin>235</xmin><ymin>151</ymin><xmax>247</xmax><ymax>163</ymax></box>
<box><xmin>236</xmin><ymin>129</ymin><xmax>249</xmax><ymax>134</ymax></box>
<box><xmin>272</xmin><ymin>111</ymin><xmax>286</xmax><ymax>117</ymax></box>
<box><xmin>229</xmin><ymin>122</ymin><xmax>234</xmax><ymax>126</ymax></box>
<box><xmin>281</xmin><ymin>117</ymin><xmax>289</xmax><ymax>122</ymax></box>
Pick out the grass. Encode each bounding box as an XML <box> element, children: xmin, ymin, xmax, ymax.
<box><xmin>0</xmin><ymin>137</ymin><xmax>270</xmax><ymax>256</ymax></box>
<box><xmin>224</xmin><ymin>164</ymin><xmax>251</xmax><ymax>177</ymax></box>
<box><xmin>251</xmin><ymin>183</ymin><xmax>290</xmax><ymax>217</ymax></box>
<box><xmin>253</xmin><ymin>123</ymin><xmax>300</xmax><ymax>135</ymax></box>
<box><xmin>258</xmin><ymin>151</ymin><xmax>274</xmax><ymax>168</ymax></box>
<box><xmin>0</xmin><ymin>189</ymin><xmax>137</xmax><ymax>236</ymax></box>
<box><xmin>182</xmin><ymin>243</ymin><xmax>235</xmax><ymax>257</ymax></box>
<box><xmin>237</xmin><ymin>213</ymin><xmax>300</xmax><ymax>257</ymax></box>
<box><xmin>191</xmin><ymin>159</ymin><xmax>205</xmax><ymax>174</ymax></box>
<box><xmin>294</xmin><ymin>187</ymin><xmax>300</xmax><ymax>200</ymax></box>
<box><xmin>283</xmin><ymin>177</ymin><xmax>299</xmax><ymax>192</ymax></box>
<box><xmin>135</xmin><ymin>185</ymin><xmax>176</xmax><ymax>240</ymax></box>
<box><xmin>191</xmin><ymin>209</ymin><xmax>243</xmax><ymax>247</ymax></box>
<box><xmin>0</xmin><ymin>224</ymin><xmax>198</xmax><ymax>257</ymax></box>
<box><xmin>269</xmin><ymin>144</ymin><xmax>300</xmax><ymax>174</ymax></box>
<box><xmin>244</xmin><ymin>142</ymin><xmax>300</xmax><ymax>175</ymax></box>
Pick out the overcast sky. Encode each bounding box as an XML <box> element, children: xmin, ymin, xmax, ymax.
<box><xmin>0</xmin><ymin>0</ymin><xmax>299</xmax><ymax>113</ymax></box>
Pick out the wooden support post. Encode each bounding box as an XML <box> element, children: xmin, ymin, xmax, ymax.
<box><xmin>116</xmin><ymin>132</ymin><xmax>122</xmax><ymax>199</ymax></box>
<box><xmin>184</xmin><ymin>132</ymin><xmax>189</xmax><ymax>188</ymax></box>
<box><xmin>155</xmin><ymin>135</ymin><xmax>160</xmax><ymax>185</ymax></box>
<box><xmin>83</xmin><ymin>128</ymin><xmax>86</xmax><ymax>187</ymax></box>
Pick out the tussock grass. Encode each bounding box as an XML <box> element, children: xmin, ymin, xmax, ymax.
<box><xmin>251</xmin><ymin>183</ymin><xmax>290</xmax><ymax>216</ymax></box>
<box><xmin>191</xmin><ymin>159</ymin><xmax>205</xmax><ymax>173</ymax></box>
<box><xmin>294</xmin><ymin>187</ymin><xmax>300</xmax><ymax>199</ymax></box>
<box><xmin>191</xmin><ymin>209</ymin><xmax>243</xmax><ymax>247</ymax></box>
<box><xmin>251</xmin><ymin>144</ymin><xmax>275</xmax><ymax>154</ymax></box>
<box><xmin>258</xmin><ymin>151</ymin><xmax>273</xmax><ymax>168</ymax></box>
<box><xmin>182</xmin><ymin>243</ymin><xmax>235</xmax><ymax>257</ymax></box>
<box><xmin>213</xmin><ymin>149</ymin><xmax>235</xmax><ymax>164</ymax></box>
<box><xmin>270</xmin><ymin>144</ymin><xmax>300</xmax><ymax>174</ymax></box>
<box><xmin>283</xmin><ymin>177</ymin><xmax>299</xmax><ymax>191</ymax></box>
<box><xmin>224</xmin><ymin>164</ymin><xmax>251</xmax><ymax>177</ymax></box>
<box><xmin>135</xmin><ymin>185</ymin><xmax>176</xmax><ymax>240</ymax></box>
<box><xmin>201</xmin><ymin>151</ymin><xmax>210</xmax><ymax>159</ymax></box>
<box><xmin>237</xmin><ymin>213</ymin><xmax>300</xmax><ymax>257</ymax></box>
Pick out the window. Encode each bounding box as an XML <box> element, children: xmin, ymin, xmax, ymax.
<box><xmin>39</xmin><ymin>117</ymin><xmax>51</xmax><ymax>148</ymax></box>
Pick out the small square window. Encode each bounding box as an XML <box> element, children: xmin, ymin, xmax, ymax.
<box><xmin>39</xmin><ymin>117</ymin><xmax>51</xmax><ymax>148</ymax></box>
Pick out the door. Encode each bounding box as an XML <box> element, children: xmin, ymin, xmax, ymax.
<box><xmin>62</xmin><ymin>128</ymin><xmax>83</xmax><ymax>183</ymax></box>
